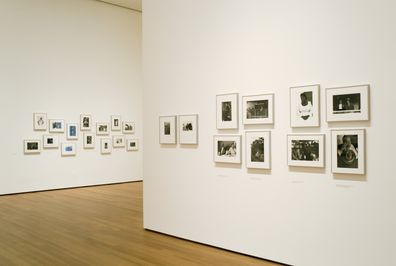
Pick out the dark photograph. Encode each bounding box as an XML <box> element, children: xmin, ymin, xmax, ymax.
<box><xmin>297</xmin><ymin>91</ymin><xmax>313</xmax><ymax>120</ymax></box>
<box><xmin>246</xmin><ymin>100</ymin><xmax>268</xmax><ymax>119</ymax></box>
<box><xmin>222</xmin><ymin>101</ymin><xmax>232</xmax><ymax>121</ymax></box>
<box><xmin>99</xmin><ymin>125</ymin><xmax>107</xmax><ymax>132</ymax></box>
<box><xmin>337</xmin><ymin>135</ymin><xmax>358</xmax><ymax>168</ymax></box>
<box><xmin>124</xmin><ymin>124</ymin><xmax>133</xmax><ymax>131</ymax></box>
<box><xmin>164</xmin><ymin>122</ymin><xmax>171</xmax><ymax>135</ymax></box>
<box><xmin>53</xmin><ymin>122</ymin><xmax>62</xmax><ymax>129</ymax></box>
<box><xmin>47</xmin><ymin>138</ymin><xmax>54</xmax><ymax>144</ymax></box>
<box><xmin>104</xmin><ymin>143</ymin><xmax>108</xmax><ymax>149</ymax></box>
<box><xmin>130</xmin><ymin>142</ymin><xmax>136</xmax><ymax>147</ymax></box>
<box><xmin>114</xmin><ymin>119</ymin><xmax>119</xmax><ymax>127</ymax></box>
<box><xmin>333</xmin><ymin>93</ymin><xmax>361</xmax><ymax>114</ymax></box>
<box><xmin>83</xmin><ymin>117</ymin><xmax>90</xmax><ymax>127</ymax></box>
<box><xmin>27</xmin><ymin>142</ymin><xmax>39</xmax><ymax>150</ymax></box>
<box><xmin>182</xmin><ymin>122</ymin><xmax>193</xmax><ymax>131</ymax></box>
<box><xmin>217</xmin><ymin>141</ymin><xmax>237</xmax><ymax>157</ymax></box>
<box><xmin>87</xmin><ymin>136</ymin><xmax>92</xmax><ymax>144</ymax></box>
<box><xmin>291</xmin><ymin>140</ymin><xmax>320</xmax><ymax>161</ymax></box>
<box><xmin>250</xmin><ymin>137</ymin><xmax>264</xmax><ymax>162</ymax></box>
<box><xmin>115</xmin><ymin>138</ymin><xmax>123</xmax><ymax>144</ymax></box>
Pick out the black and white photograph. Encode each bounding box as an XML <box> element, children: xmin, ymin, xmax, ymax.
<box><xmin>287</xmin><ymin>134</ymin><xmax>325</xmax><ymax>167</ymax></box>
<box><xmin>33</xmin><ymin>113</ymin><xmax>47</xmax><ymax>131</ymax></box>
<box><xmin>242</xmin><ymin>94</ymin><xmax>274</xmax><ymax>125</ymax></box>
<box><xmin>67</xmin><ymin>123</ymin><xmax>78</xmax><ymax>140</ymax></box>
<box><xmin>213</xmin><ymin>135</ymin><xmax>241</xmax><ymax>164</ymax></box>
<box><xmin>216</xmin><ymin>93</ymin><xmax>238</xmax><ymax>129</ymax></box>
<box><xmin>326</xmin><ymin>85</ymin><xmax>369</xmax><ymax>122</ymax></box>
<box><xmin>111</xmin><ymin>115</ymin><xmax>122</xmax><ymax>131</ymax></box>
<box><xmin>159</xmin><ymin>116</ymin><xmax>176</xmax><ymax>144</ymax></box>
<box><xmin>179</xmin><ymin>114</ymin><xmax>198</xmax><ymax>144</ymax></box>
<box><xmin>80</xmin><ymin>114</ymin><xmax>91</xmax><ymax>131</ymax></box>
<box><xmin>126</xmin><ymin>139</ymin><xmax>139</xmax><ymax>151</ymax></box>
<box><xmin>24</xmin><ymin>139</ymin><xmax>41</xmax><ymax>154</ymax></box>
<box><xmin>83</xmin><ymin>133</ymin><xmax>95</xmax><ymax>149</ymax></box>
<box><xmin>96</xmin><ymin>122</ymin><xmax>110</xmax><ymax>136</ymax></box>
<box><xmin>61</xmin><ymin>143</ymin><xmax>76</xmax><ymax>156</ymax></box>
<box><xmin>101</xmin><ymin>138</ymin><xmax>112</xmax><ymax>154</ymax></box>
<box><xmin>290</xmin><ymin>85</ymin><xmax>320</xmax><ymax>127</ymax></box>
<box><xmin>123</xmin><ymin>121</ymin><xmax>135</xmax><ymax>134</ymax></box>
<box><xmin>113</xmin><ymin>135</ymin><xmax>125</xmax><ymax>148</ymax></box>
<box><xmin>246</xmin><ymin>131</ymin><xmax>271</xmax><ymax>169</ymax></box>
<box><xmin>331</xmin><ymin>129</ymin><xmax>365</xmax><ymax>174</ymax></box>
<box><xmin>43</xmin><ymin>135</ymin><xmax>59</xmax><ymax>149</ymax></box>
<box><xmin>49</xmin><ymin>119</ymin><xmax>65</xmax><ymax>133</ymax></box>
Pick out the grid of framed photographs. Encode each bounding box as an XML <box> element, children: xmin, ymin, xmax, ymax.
<box><xmin>24</xmin><ymin>113</ymin><xmax>138</xmax><ymax>156</ymax></box>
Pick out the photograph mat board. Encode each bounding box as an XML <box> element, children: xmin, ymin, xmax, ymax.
<box><xmin>43</xmin><ymin>135</ymin><xmax>59</xmax><ymax>149</ymax></box>
<box><xmin>49</xmin><ymin>119</ymin><xmax>65</xmax><ymax>133</ymax></box>
<box><xmin>242</xmin><ymin>94</ymin><xmax>274</xmax><ymax>125</ymax></box>
<box><xmin>159</xmin><ymin>116</ymin><xmax>177</xmax><ymax>144</ymax></box>
<box><xmin>24</xmin><ymin>140</ymin><xmax>41</xmax><ymax>154</ymax></box>
<box><xmin>127</xmin><ymin>139</ymin><xmax>139</xmax><ymax>151</ymax></box>
<box><xmin>287</xmin><ymin>134</ymin><xmax>325</xmax><ymax>167</ymax></box>
<box><xmin>111</xmin><ymin>115</ymin><xmax>122</xmax><ymax>131</ymax></box>
<box><xmin>61</xmin><ymin>143</ymin><xmax>76</xmax><ymax>156</ymax></box>
<box><xmin>179</xmin><ymin>114</ymin><xmax>198</xmax><ymax>144</ymax></box>
<box><xmin>80</xmin><ymin>114</ymin><xmax>91</xmax><ymax>131</ymax></box>
<box><xmin>101</xmin><ymin>139</ymin><xmax>112</xmax><ymax>154</ymax></box>
<box><xmin>213</xmin><ymin>135</ymin><xmax>241</xmax><ymax>164</ymax></box>
<box><xmin>96</xmin><ymin>123</ymin><xmax>110</xmax><ymax>135</ymax></box>
<box><xmin>113</xmin><ymin>135</ymin><xmax>125</xmax><ymax>148</ymax></box>
<box><xmin>84</xmin><ymin>133</ymin><xmax>95</xmax><ymax>149</ymax></box>
<box><xmin>246</xmin><ymin>131</ymin><xmax>271</xmax><ymax>169</ymax></box>
<box><xmin>216</xmin><ymin>93</ymin><xmax>238</xmax><ymax>129</ymax></box>
<box><xmin>33</xmin><ymin>113</ymin><xmax>47</xmax><ymax>131</ymax></box>
<box><xmin>67</xmin><ymin>123</ymin><xmax>79</xmax><ymax>140</ymax></box>
<box><xmin>290</xmin><ymin>85</ymin><xmax>320</xmax><ymax>127</ymax></box>
<box><xmin>123</xmin><ymin>122</ymin><xmax>135</xmax><ymax>134</ymax></box>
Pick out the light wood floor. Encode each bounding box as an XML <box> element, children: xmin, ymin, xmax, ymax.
<box><xmin>0</xmin><ymin>182</ymin><xmax>283</xmax><ymax>266</ymax></box>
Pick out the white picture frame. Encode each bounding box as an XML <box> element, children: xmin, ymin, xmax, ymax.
<box><xmin>96</xmin><ymin>122</ymin><xmax>110</xmax><ymax>136</ymax></box>
<box><xmin>290</xmin><ymin>85</ymin><xmax>320</xmax><ymax>127</ymax></box>
<box><xmin>123</xmin><ymin>121</ymin><xmax>135</xmax><ymax>134</ymax></box>
<box><xmin>24</xmin><ymin>139</ymin><xmax>41</xmax><ymax>154</ymax></box>
<box><xmin>216</xmin><ymin>93</ymin><xmax>238</xmax><ymax>129</ymax></box>
<box><xmin>33</xmin><ymin>113</ymin><xmax>47</xmax><ymax>131</ymax></box>
<box><xmin>213</xmin><ymin>135</ymin><xmax>242</xmax><ymax>164</ymax></box>
<box><xmin>242</xmin><ymin>94</ymin><xmax>274</xmax><ymax>125</ymax></box>
<box><xmin>112</xmin><ymin>135</ymin><xmax>125</xmax><ymax>148</ymax></box>
<box><xmin>111</xmin><ymin>115</ymin><xmax>122</xmax><ymax>131</ymax></box>
<box><xmin>101</xmin><ymin>138</ymin><xmax>112</xmax><ymax>154</ymax></box>
<box><xmin>179</xmin><ymin>114</ymin><xmax>198</xmax><ymax>145</ymax></box>
<box><xmin>245</xmin><ymin>131</ymin><xmax>271</xmax><ymax>169</ymax></box>
<box><xmin>61</xmin><ymin>142</ymin><xmax>76</xmax><ymax>156</ymax></box>
<box><xmin>159</xmin><ymin>116</ymin><xmax>177</xmax><ymax>144</ymax></box>
<box><xmin>43</xmin><ymin>135</ymin><xmax>59</xmax><ymax>149</ymax></box>
<box><xmin>66</xmin><ymin>123</ymin><xmax>79</xmax><ymax>140</ymax></box>
<box><xmin>126</xmin><ymin>139</ymin><xmax>139</xmax><ymax>151</ymax></box>
<box><xmin>83</xmin><ymin>133</ymin><xmax>95</xmax><ymax>149</ymax></box>
<box><xmin>287</xmin><ymin>134</ymin><xmax>325</xmax><ymax>168</ymax></box>
<box><xmin>49</xmin><ymin>119</ymin><xmax>65</xmax><ymax>133</ymax></box>
<box><xmin>80</xmin><ymin>114</ymin><xmax>92</xmax><ymax>131</ymax></box>
<box><xmin>331</xmin><ymin>129</ymin><xmax>365</xmax><ymax>175</ymax></box>
<box><xmin>326</xmin><ymin>85</ymin><xmax>370</xmax><ymax>122</ymax></box>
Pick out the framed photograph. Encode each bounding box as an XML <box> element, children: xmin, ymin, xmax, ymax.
<box><xmin>326</xmin><ymin>85</ymin><xmax>370</xmax><ymax>122</ymax></box>
<box><xmin>83</xmin><ymin>133</ymin><xmax>95</xmax><ymax>149</ymax></box>
<box><xmin>101</xmin><ymin>138</ymin><xmax>112</xmax><ymax>154</ymax></box>
<box><xmin>43</xmin><ymin>135</ymin><xmax>59</xmax><ymax>149</ymax></box>
<box><xmin>80</xmin><ymin>114</ymin><xmax>92</xmax><ymax>131</ymax></box>
<box><xmin>49</xmin><ymin>119</ymin><xmax>65</xmax><ymax>133</ymax></box>
<box><xmin>24</xmin><ymin>139</ymin><xmax>41</xmax><ymax>154</ymax></box>
<box><xmin>290</xmin><ymin>85</ymin><xmax>320</xmax><ymax>127</ymax></box>
<box><xmin>123</xmin><ymin>121</ymin><xmax>135</xmax><ymax>134</ymax></box>
<box><xmin>179</xmin><ymin>114</ymin><xmax>198</xmax><ymax>144</ymax></box>
<box><xmin>33</xmin><ymin>113</ymin><xmax>47</xmax><ymax>131</ymax></box>
<box><xmin>96</xmin><ymin>122</ymin><xmax>110</xmax><ymax>136</ymax></box>
<box><xmin>213</xmin><ymin>135</ymin><xmax>241</xmax><ymax>164</ymax></box>
<box><xmin>111</xmin><ymin>115</ymin><xmax>122</xmax><ymax>131</ymax></box>
<box><xmin>112</xmin><ymin>135</ymin><xmax>125</xmax><ymax>148</ymax></box>
<box><xmin>245</xmin><ymin>131</ymin><xmax>271</xmax><ymax>169</ymax></box>
<box><xmin>126</xmin><ymin>139</ymin><xmax>139</xmax><ymax>151</ymax></box>
<box><xmin>61</xmin><ymin>143</ymin><xmax>76</xmax><ymax>156</ymax></box>
<box><xmin>287</xmin><ymin>134</ymin><xmax>325</xmax><ymax>168</ymax></box>
<box><xmin>66</xmin><ymin>123</ymin><xmax>78</xmax><ymax>140</ymax></box>
<box><xmin>331</xmin><ymin>129</ymin><xmax>365</xmax><ymax>174</ymax></box>
<box><xmin>159</xmin><ymin>116</ymin><xmax>177</xmax><ymax>144</ymax></box>
<box><xmin>242</xmin><ymin>94</ymin><xmax>274</xmax><ymax>125</ymax></box>
<box><xmin>216</xmin><ymin>93</ymin><xmax>238</xmax><ymax>129</ymax></box>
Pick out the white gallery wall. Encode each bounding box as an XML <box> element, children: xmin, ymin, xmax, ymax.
<box><xmin>0</xmin><ymin>0</ymin><xmax>142</xmax><ymax>194</ymax></box>
<box><xmin>142</xmin><ymin>1</ymin><xmax>396</xmax><ymax>265</ymax></box>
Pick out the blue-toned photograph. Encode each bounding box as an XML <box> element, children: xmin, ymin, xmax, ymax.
<box><xmin>69</xmin><ymin>126</ymin><xmax>77</xmax><ymax>136</ymax></box>
<box><xmin>65</xmin><ymin>146</ymin><xmax>73</xmax><ymax>152</ymax></box>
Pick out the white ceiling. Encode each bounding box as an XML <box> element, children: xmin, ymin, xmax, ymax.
<box><xmin>99</xmin><ymin>0</ymin><xmax>142</xmax><ymax>11</ymax></box>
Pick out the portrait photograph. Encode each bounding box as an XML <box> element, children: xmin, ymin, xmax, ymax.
<box><xmin>33</xmin><ymin>113</ymin><xmax>47</xmax><ymax>131</ymax></box>
<box><xmin>290</xmin><ymin>85</ymin><xmax>320</xmax><ymax>127</ymax></box>
<box><xmin>113</xmin><ymin>135</ymin><xmax>125</xmax><ymax>148</ymax></box>
<box><xmin>61</xmin><ymin>143</ymin><xmax>76</xmax><ymax>156</ymax></box>
<box><xmin>216</xmin><ymin>93</ymin><xmax>238</xmax><ymax>129</ymax></box>
<box><xmin>24</xmin><ymin>139</ymin><xmax>41</xmax><ymax>154</ymax></box>
<box><xmin>101</xmin><ymin>138</ymin><xmax>112</xmax><ymax>154</ymax></box>
<box><xmin>126</xmin><ymin>139</ymin><xmax>139</xmax><ymax>151</ymax></box>
<box><xmin>331</xmin><ymin>129</ymin><xmax>365</xmax><ymax>174</ymax></box>
<box><xmin>123</xmin><ymin>121</ymin><xmax>135</xmax><ymax>134</ymax></box>
<box><xmin>67</xmin><ymin>123</ymin><xmax>78</xmax><ymax>140</ymax></box>
<box><xmin>49</xmin><ymin>119</ymin><xmax>65</xmax><ymax>133</ymax></box>
<box><xmin>83</xmin><ymin>133</ymin><xmax>95</xmax><ymax>149</ymax></box>
<box><xmin>287</xmin><ymin>134</ymin><xmax>325</xmax><ymax>167</ymax></box>
<box><xmin>43</xmin><ymin>135</ymin><xmax>59</xmax><ymax>149</ymax></box>
<box><xmin>242</xmin><ymin>93</ymin><xmax>274</xmax><ymax>125</ymax></box>
<box><xmin>96</xmin><ymin>122</ymin><xmax>110</xmax><ymax>136</ymax></box>
<box><xmin>111</xmin><ymin>115</ymin><xmax>122</xmax><ymax>131</ymax></box>
<box><xmin>179</xmin><ymin>114</ymin><xmax>198</xmax><ymax>145</ymax></box>
<box><xmin>246</xmin><ymin>131</ymin><xmax>271</xmax><ymax>169</ymax></box>
<box><xmin>213</xmin><ymin>135</ymin><xmax>241</xmax><ymax>164</ymax></box>
<box><xmin>159</xmin><ymin>116</ymin><xmax>176</xmax><ymax>144</ymax></box>
<box><xmin>326</xmin><ymin>85</ymin><xmax>369</xmax><ymax>122</ymax></box>
<box><xmin>80</xmin><ymin>114</ymin><xmax>91</xmax><ymax>131</ymax></box>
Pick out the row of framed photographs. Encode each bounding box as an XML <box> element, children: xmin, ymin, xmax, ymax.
<box><xmin>213</xmin><ymin>129</ymin><xmax>365</xmax><ymax>175</ymax></box>
<box><xmin>216</xmin><ymin>84</ymin><xmax>370</xmax><ymax>129</ymax></box>
<box><xmin>159</xmin><ymin>115</ymin><xmax>198</xmax><ymax>144</ymax></box>
<box><xmin>24</xmin><ymin>136</ymin><xmax>139</xmax><ymax>156</ymax></box>
<box><xmin>33</xmin><ymin>113</ymin><xmax>135</xmax><ymax>135</ymax></box>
